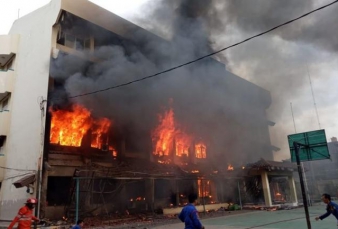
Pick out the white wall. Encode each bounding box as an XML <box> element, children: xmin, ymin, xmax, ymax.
<box><xmin>0</xmin><ymin>0</ymin><xmax>61</xmax><ymax>220</ymax></box>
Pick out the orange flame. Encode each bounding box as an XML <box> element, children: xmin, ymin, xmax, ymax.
<box><xmin>49</xmin><ymin>104</ymin><xmax>112</xmax><ymax>150</ymax></box>
<box><xmin>197</xmin><ymin>179</ymin><xmax>211</xmax><ymax>197</ymax></box>
<box><xmin>175</xmin><ymin>132</ymin><xmax>192</xmax><ymax>157</ymax></box>
<box><xmin>91</xmin><ymin>118</ymin><xmax>111</xmax><ymax>148</ymax></box>
<box><xmin>195</xmin><ymin>143</ymin><xmax>207</xmax><ymax>158</ymax></box>
<box><xmin>227</xmin><ymin>164</ymin><xmax>234</xmax><ymax>171</ymax></box>
<box><xmin>152</xmin><ymin>100</ymin><xmax>207</xmax><ymax>160</ymax></box>
<box><xmin>152</xmin><ymin>108</ymin><xmax>175</xmax><ymax>156</ymax></box>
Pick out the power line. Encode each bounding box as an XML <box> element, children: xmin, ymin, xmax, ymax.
<box><xmin>0</xmin><ymin>166</ymin><xmax>36</xmax><ymax>172</ymax></box>
<box><xmin>67</xmin><ymin>0</ymin><xmax>338</xmax><ymax>99</ymax></box>
<box><xmin>3</xmin><ymin>172</ymin><xmax>35</xmax><ymax>181</ymax></box>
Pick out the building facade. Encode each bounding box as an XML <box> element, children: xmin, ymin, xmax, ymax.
<box><xmin>0</xmin><ymin>0</ymin><xmax>278</xmax><ymax>220</ymax></box>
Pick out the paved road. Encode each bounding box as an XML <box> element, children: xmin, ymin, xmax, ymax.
<box><xmin>153</xmin><ymin>205</ymin><xmax>336</xmax><ymax>229</ymax></box>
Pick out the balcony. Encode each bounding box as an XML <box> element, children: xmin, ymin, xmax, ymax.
<box><xmin>0</xmin><ymin>70</ymin><xmax>14</xmax><ymax>101</ymax></box>
<box><xmin>53</xmin><ymin>44</ymin><xmax>99</xmax><ymax>63</ymax></box>
<box><xmin>0</xmin><ymin>111</ymin><xmax>10</xmax><ymax>136</ymax></box>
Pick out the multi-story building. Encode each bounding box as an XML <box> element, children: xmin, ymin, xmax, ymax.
<box><xmin>303</xmin><ymin>137</ymin><xmax>338</xmax><ymax>201</ymax></box>
<box><xmin>0</xmin><ymin>0</ymin><xmax>278</xmax><ymax>220</ymax></box>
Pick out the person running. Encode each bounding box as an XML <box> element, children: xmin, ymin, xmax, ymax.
<box><xmin>315</xmin><ymin>193</ymin><xmax>338</xmax><ymax>228</ymax></box>
<box><xmin>8</xmin><ymin>198</ymin><xmax>39</xmax><ymax>229</ymax></box>
<box><xmin>178</xmin><ymin>193</ymin><xmax>205</xmax><ymax>229</ymax></box>
<box><xmin>72</xmin><ymin>220</ymin><xmax>84</xmax><ymax>229</ymax></box>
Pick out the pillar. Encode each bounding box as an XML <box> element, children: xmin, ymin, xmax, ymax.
<box><xmin>40</xmin><ymin>170</ymin><xmax>48</xmax><ymax>218</ymax></box>
<box><xmin>261</xmin><ymin>171</ymin><xmax>272</xmax><ymax>207</ymax></box>
<box><xmin>288</xmin><ymin>176</ymin><xmax>298</xmax><ymax>204</ymax></box>
<box><xmin>169</xmin><ymin>179</ymin><xmax>179</xmax><ymax>206</ymax></box>
<box><xmin>145</xmin><ymin>179</ymin><xmax>155</xmax><ymax>212</ymax></box>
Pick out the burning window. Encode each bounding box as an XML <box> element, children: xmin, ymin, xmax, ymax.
<box><xmin>197</xmin><ymin>180</ymin><xmax>211</xmax><ymax>198</ymax></box>
<box><xmin>195</xmin><ymin>143</ymin><xmax>206</xmax><ymax>159</ymax></box>
<box><xmin>49</xmin><ymin>104</ymin><xmax>114</xmax><ymax>151</ymax></box>
<box><xmin>152</xmin><ymin>100</ymin><xmax>207</xmax><ymax>161</ymax></box>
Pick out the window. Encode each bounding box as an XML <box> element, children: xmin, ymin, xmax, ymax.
<box><xmin>1</xmin><ymin>97</ymin><xmax>9</xmax><ymax>112</ymax></box>
<box><xmin>63</xmin><ymin>33</ymin><xmax>91</xmax><ymax>50</ymax></box>
<box><xmin>0</xmin><ymin>56</ymin><xmax>14</xmax><ymax>71</ymax></box>
<box><xmin>0</xmin><ymin>136</ymin><xmax>6</xmax><ymax>156</ymax></box>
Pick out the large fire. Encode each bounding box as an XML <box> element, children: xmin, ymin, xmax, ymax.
<box><xmin>151</xmin><ymin>108</ymin><xmax>175</xmax><ymax>156</ymax></box>
<box><xmin>49</xmin><ymin>104</ymin><xmax>112</xmax><ymax>149</ymax></box>
<box><xmin>152</xmin><ymin>101</ymin><xmax>206</xmax><ymax>160</ymax></box>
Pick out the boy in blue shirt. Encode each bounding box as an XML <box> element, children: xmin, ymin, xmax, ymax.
<box><xmin>178</xmin><ymin>193</ymin><xmax>205</xmax><ymax>229</ymax></box>
<box><xmin>72</xmin><ymin>220</ymin><xmax>84</xmax><ymax>229</ymax></box>
<box><xmin>315</xmin><ymin>193</ymin><xmax>338</xmax><ymax>228</ymax></box>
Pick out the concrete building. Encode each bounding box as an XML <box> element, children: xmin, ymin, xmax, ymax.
<box><xmin>0</xmin><ymin>0</ymin><xmax>282</xmax><ymax>220</ymax></box>
<box><xmin>302</xmin><ymin>138</ymin><xmax>338</xmax><ymax>201</ymax></box>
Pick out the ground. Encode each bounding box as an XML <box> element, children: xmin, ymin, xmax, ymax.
<box><xmin>0</xmin><ymin>204</ymin><xmax>335</xmax><ymax>229</ymax></box>
<box><xmin>152</xmin><ymin>205</ymin><xmax>336</xmax><ymax>229</ymax></box>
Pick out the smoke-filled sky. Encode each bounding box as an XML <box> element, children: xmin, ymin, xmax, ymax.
<box><xmin>124</xmin><ymin>0</ymin><xmax>338</xmax><ymax>161</ymax></box>
<box><xmin>1</xmin><ymin>0</ymin><xmax>338</xmax><ymax>161</ymax></box>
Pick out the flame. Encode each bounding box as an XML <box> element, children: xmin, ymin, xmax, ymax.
<box><xmin>195</xmin><ymin>143</ymin><xmax>207</xmax><ymax>158</ymax></box>
<box><xmin>227</xmin><ymin>164</ymin><xmax>234</xmax><ymax>171</ymax></box>
<box><xmin>49</xmin><ymin>104</ymin><xmax>113</xmax><ymax>150</ymax></box>
<box><xmin>152</xmin><ymin>100</ymin><xmax>207</xmax><ymax>160</ymax></box>
<box><xmin>176</xmin><ymin>132</ymin><xmax>192</xmax><ymax>157</ymax></box>
<box><xmin>91</xmin><ymin>118</ymin><xmax>111</xmax><ymax>148</ymax></box>
<box><xmin>109</xmin><ymin>146</ymin><xmax>117</xmax><ymax>157</ymax></box>
<box><xmin>191</xmin><ymin>170</ymin><xmax>199</xmax><ymax>173</ymax></box>
<box><xmin>158</xmin><ymin>160</ymin><xmax>170</xmax><ymax>164</ymax></box>
<box><xmin>152</xmin><ymin>108</ymin><xmax>175</xmax><ymax>156</ymax></box>
<box><xmin>197</xmin><ymin>179</ymin><xmax>211</xmax><ymax>197</ymax></box>
<box><xmin>50</xmin><ymin>104</ymin><xmax>92</xmax><ymax>146</ymax></box>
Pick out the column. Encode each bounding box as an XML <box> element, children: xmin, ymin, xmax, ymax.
<box><xmin>145</xmin><ymin>179</ymin><xmax>155</xmax><ymax>212</ymax></box>
<box><xmin>288</xmin><ymin>176</ymin><xmax>298</xmax><ymax>204</ymax></box>
<box><xmin>261</xmin><ymin>171</ymin><xmax>272</xmax><ymax>206</ymax></box>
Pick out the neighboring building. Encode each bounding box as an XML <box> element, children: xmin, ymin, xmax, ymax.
<box><xmin>0</xmin><ymin>0</ymin><xmax>278</xmax><ymax>220</ymax></box>
<box><xmin>303</xmin><ymin>138</ymin><xmax>338</xmax><ymax>201</ymax></box>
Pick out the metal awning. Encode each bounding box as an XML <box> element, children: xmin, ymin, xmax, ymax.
<box><xmin>0</xmin><ymin>53</ymin><xmax>15</xmax><ymax>67</ymax></box>
<box><xmin>13</xmin><ymin>174</ymin><xmax>36</xmax><ymax>188</ymax></box>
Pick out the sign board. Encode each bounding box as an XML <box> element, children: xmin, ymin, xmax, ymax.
<box><xmin>288</xmin><ymin>129</ymin><xmax>330</xmax><ymax>162</ymax></box>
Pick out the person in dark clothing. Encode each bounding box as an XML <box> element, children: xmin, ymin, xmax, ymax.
<box><xmin>72</xmin><ymin>220</ymin><xmax>84</xmax><ymax>229</ymax></box>
<box><xmin>178</xmin><ymin>193</ymin><xmax>205</xmax><ymax>229</ymax></box>
<box><xmin>315</xmin><ymin>193</ymin><xmax>338</xmax><ymax>228</ymax></box>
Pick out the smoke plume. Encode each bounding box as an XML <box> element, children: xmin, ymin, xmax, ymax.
<box><xmin>49</xmin><ymin>0</ymin><xmax>338</xmax><ymax>163</ymax></box>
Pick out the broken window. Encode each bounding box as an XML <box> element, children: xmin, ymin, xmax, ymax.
<box><xmin>61</xmin><ymin>33</ymin><xmax>91</xmax><ymax>51</ymax></box>
<box><xmin>47</xmin><ymin>176</ymin><xmax>72</xmax><ymax>206</ymax></box>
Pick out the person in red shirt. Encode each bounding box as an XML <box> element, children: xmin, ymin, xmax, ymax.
<box><xmin>8</xmin><ymin>198</ymin><xmax>40</xmax><ymax>229</ymax></box>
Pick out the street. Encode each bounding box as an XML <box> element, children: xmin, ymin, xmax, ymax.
<box><xmin>152</xmin><ymin>205</ymin><xmax>336</xmax><ymax>229</ymax></box>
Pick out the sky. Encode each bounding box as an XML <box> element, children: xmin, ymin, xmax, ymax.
<box><xmin>0</xmin><ymin>0</ymin><xmax>337</xmax><ymax>161</ymax></box>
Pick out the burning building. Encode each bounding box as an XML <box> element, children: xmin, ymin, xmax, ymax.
<box><xmin>0</xmin><ymin>0</ymin><xmax>285</xmax><ymax>221</ymax></box>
